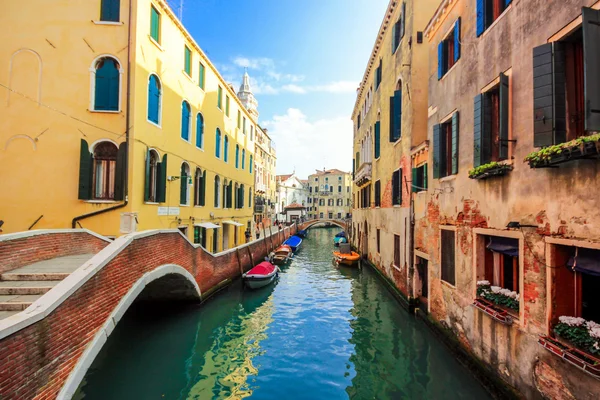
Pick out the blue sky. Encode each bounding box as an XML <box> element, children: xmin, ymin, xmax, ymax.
<box><xmin>171</xmin><ymin>0</ymin><xmax>388</xmax><ymax>178</ymax></box>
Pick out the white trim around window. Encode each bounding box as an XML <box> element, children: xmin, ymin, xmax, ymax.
<box><xmin>88</xmin><ymin>54</ymin><xmax>124</xmax><ymax>113</ymax></box>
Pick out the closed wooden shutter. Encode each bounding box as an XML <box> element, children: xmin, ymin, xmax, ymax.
<box><xmin>184</xmin><ymin>46</ymin><xmax>191</xmax><ymax>75</ymax></box>
<box><xmin>180</xmin><ymin>166</ymin><xmax>187</xmax><ymax>205</ymax></box>
<box><xmin>499</xmin><ymin>73</ymin><xmax>509</xmax><ymax>160</ymax></box>
<box><xmin>583</xmin><ymin>7</ymin><xmax>600</xmax><ymax>132</ymax></box>
<box><xmin>374</xmin><ymin>121</ymin><xmax>381</xmax><ymax>158</ymax></box>
<box><xmin>533</xmin><ymin>43</ymin><xmax>566</xmax><ymax>147</ymax></box>
<box><xmin>375</xmin><ymin>180</ymin><xmax>381</xmax><ymax>206</ymax></box>
<box><xmin>423</xmin><ymin>163</ymin><xmax>428</xmax><ymax>189</ymax></box>
<box><xmin>451</xmin><ymin>112</ymin><xmax>459</xmax><ymax>175</ymax></box>
<box><xmin>200</xmin><ymin>171</ymin><xmax>206</xmax><ymax>206</ymax></box>
<box><xmin>476</xmin><ymin>0</ymin><xmax>485</xmax><ymax>37</ymax></box>
<box><xmin>144</xmin><ymin>149</ymin><xmax>151</xmax><ymax>202</ymax></box>
<box><xmin>78</xmin><ymin>139</ymin><xmax>93</xmax><ymax>200</ymax></box>
<box><xmin>505</xmin><ymin>0</ymin><xmax>512</xmax><ymax>5</ymax></box>
<box><xmin>433</xmin><ymin>124</ymin><xmax>441</xmax><ymax>178</ymax></box>
<box><xmin>148</xmin><ymin>75</ymin><xmax>160</xmax><ymax>124</ymax></box>
<box><xmin>157</xmin><ymin>154</ymin><xmax>167</xmax><ymax>203</ymax></box>
<box><xmin>394</xmin><ymin>90</ymin><xmax>402</xmax><ymax>140</ymax></box>
<box><xmin>391</xmin><ymin>23</ymin><xmax>397</xmax><ymax>53</ymax></box>
<box><xmin>454</xmin><ymin>18</ymin><xmax>461</xmax><ymax>62</ymax></box>
<box><xmin>389</xmin><ymin>96</ymin><xmax>395</xmax><ymax>142</ymax></box>
<box><xmin>199</xmin><ymin>63</ymin><xmax>205</xmax><ymax>89</ymax></box>
<box><xmin>150</xmin><ymin>6</ymin><xmax>160</xmax><ymax>42</ymax></box>
<box><xmin>114</xmin><ymin>142</ymin><xmax>127</xmax><ymax>201</ymax></box>
<box><xmin>400</xmin><ymin>2</ymin><xmax>406</xmax><ymax>39</ymax></box>
<box><xmin>196</xmin><ymin>114</ymin><xmax>203</xmax><ymax>148</ymax></box>
<box><xmin>181</xmin><ymin>102</ymin><xmax>190</xmax><ymax>140</ymax></box>
<box><xmin>392</xmin><ymin>170</ymin><xmax>399</xmax><ymax>205</ymax></box>
<box><xmin>441</xmin><ymin>230</ymin><xmax>456</xmax><ymax>285</ymax></box>
<box><xmin>438</xmin><ymin>42</ymin><xmax>444</xmax><ymax>80</ymax></box>
<box><xmin>100</xmin><ymin>0</ymin><xmax>120</xmax><ymax>22</ymax></box>
<box><xmin>412</xmin><ymin>168</ymin><xmax>417</xmax><ymax>193</ymax></box>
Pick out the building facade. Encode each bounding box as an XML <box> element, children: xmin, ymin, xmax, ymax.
<box><xmin>308</xmin><ymin>169</ymin><xmax>352</xmax><ymax>220</ymax></box>
<box><xmin>274</xmin><ymin>173</ymin><xmax>308</xmax><ymax>220</ymax></box>
<box><xmin>0</xmin><ymin>0</ymin><xmax>257</xmax><ymax>253</ymax></box>
<box><xmin>351</xmin><ymin>0</ymin><xmax>438</xmax><ymax>297</ymax></box>
<box><xmin>417</xmin><ymin>0</ymin><xmax>600</xmax><ymax>397</ymax></box>
<box><xmin>253</xmin><ymin>125</ymin><xmax>277</xmax><ymax>227</ymax></box>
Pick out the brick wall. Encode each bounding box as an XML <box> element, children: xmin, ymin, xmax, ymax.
<box><xmin>0</xmin><ymin>226</ymin><xmax>293</xmax><ymax>399</ymax></box>
<box><xmin>0</xmin><ymin>231</ymin><xmax>110</xmax><ymax>274</ymax></box>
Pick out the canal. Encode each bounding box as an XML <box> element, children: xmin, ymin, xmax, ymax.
<box><xmin>76</xmin><ymin>227</ymin><xmax>492</xmax><ymax>400</ymax></box>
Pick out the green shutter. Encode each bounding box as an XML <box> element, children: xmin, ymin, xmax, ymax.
<box><xmin>400</xmin><ymin>2</ymin><xmax>406</xmax><ymax>38</ymax></box>
<box><xmin>150</xmin><ymin>6</ymin><xmax>160</xmax><ymax>43</ymax></box>
<box><xmin>451</xmin><ymin>112</ymin><xmax>459</xmax><ymax>175</ymax></box>
<box><xmin>114</xmin><ymin>142</ymin><xmax>127</xmax><ymax>201</ymax></box>
<box><xmin>412</xmin><ymin>168</ymin><xmax>417</xmax><ymax>192</ymax></box>
<box><xmin>374</xmin><ymin>121</ymin><xmax>381</xmax><ymax>158</ymax></box>
<box><xmin>391</xmin><ymin>24</ymin><xmax>397</xmax><ymax>53</ymax></box>
<box><xmin>499</xmin><ymin>73</ymin><xmax>509</xmax><ymax>160</ymax></box>
<box><xmin>184</xmin><ymin>46</ymin><xmax>191</xmax><ymax>75</ymax></box>
<box><xmin>78</xmin><ymin>139</ymin><xmax>93</xmax><ymax>200</ymax></box>
<box><xmin>180</xmin><ymin>168</ymin><xmax>187</xmax><ymax>205</ymax></box>
<box><xmin>144</xmin><ymin>149</ymin><xmax>151</xmax><ymax>202</ymax></box>
<box><xmin>583</xmin><ymin>7</ymin><xmax>600</xmax><ymax>131</ymax></box>
<box><xmin>218</xmin><ymin>86</ymin><xmax>222</xmax><ymax>109</ymax></box>
<box><xmin>432</xmin><ymin>124</ymin><xmax>441</xmax><ymax>179</ymax></box>
<box><xmin>482</xmin><ymin>93</ymin><xmax>492</xmax><ymax>164</ymax></box>
<box><xmin>394</xmin><ymin>90</ymin><xmax>402</xmax><ymax>140</ymax></box>
<box><xmin>101</xmin><ymin>0</ymin><xmax>120</xmax><ymax>22</ymax></box>
<box><xmin>398</xmin><ymin>168</ymin><xmax>403</xmax><ymax>205</ymax></box>
<box><xmin>423</xmin><ymin>163</ymin><xmax>428</xmax><ymax>189</ymax></box>
<box><xmin>389</xmin><ymin>96</ymin><xmax>395</xmax><ymax>141</ymax></box>
<box><xmin>199</xmin><ymin>63</ymin><xmax>205</xmax><ymax>89</ymax></box>
<box><xmin>473</xmin><ymin>94</ymin><xmax>483</xmax><ymax>167</ymax></box>
<box><xmin>200</xmin><ymin>171</ymin><xmax>206</xmax><ymax>206</ymax></box>
<box><xmin>157</xmin><ymin>154</ymin><xmax>167</xmax><ymax>203</ymax></box>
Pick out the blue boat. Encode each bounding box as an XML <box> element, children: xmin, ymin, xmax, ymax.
<box><xmin>334</xmin><ymin>236</ymin><xmax>348</xmax><ymax>247</ymax></box>
<box><xmin>283</xmin><ymin>235</ymin><xmax>302</xmax><ymax>252</ymax></box>
<box><xmin>296</xmin><ymin>229</ymin><xmax>308</xmax><ymax>238</ymax></box>
<box><xmin>335</xmin><ymin>231</ymin><xmax>346</xmax><ymax>238</ymax></box>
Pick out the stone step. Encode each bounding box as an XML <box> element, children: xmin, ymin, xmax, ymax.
<box><xmin>0</xmin><ymin>294</ymin><xmax>41</xmax><ymax>311</ymax></box>
<box><xmin>0</xmin><ymin>273</ymin><xmax>70</xmax><ymax>281</ymax></box>
<box><xmin>0</xmin><ymin>280</ymin><xmax>62</xmax><ymax>295</ymax></box>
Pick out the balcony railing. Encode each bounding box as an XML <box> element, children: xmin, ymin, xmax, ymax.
<box><xmin>254</xmin><ymin>205</ymin><xmax>265</xmax><ymax>213</ymax></box>
<box><xmin>354</xmin><ymin>162</ymin><xmax>372</xmax><ymax>186</ymax></box>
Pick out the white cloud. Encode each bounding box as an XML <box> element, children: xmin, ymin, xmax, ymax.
<box><xmin>281</xmin><ymin>84</ymin><xmax>307</xmax><ymax>94</ymax></box>
<box><xmin>233</xmin><ymin>56</ymin><xmax>275</xmax><ymax>70</ymax></box>
<box><xmin>309</xmin><ymin>81</ymin><xmax>358</xmax><ymax>93</ymax></box>
<box><xmin>263</xmin><ymin>109</ymin><xmax>353</xmax><ymax>179</ymax></box>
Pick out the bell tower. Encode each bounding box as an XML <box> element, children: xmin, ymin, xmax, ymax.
<box><xmin>237</xmin><ymin>70</ymin><xmax>259</xmax><ymax>119</ymax></box>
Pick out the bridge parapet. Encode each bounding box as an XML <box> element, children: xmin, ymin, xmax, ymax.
<box><xmin>298</xmin><ymin>219</ymin><xmax>348</xmax><ymax>231</ymax></box>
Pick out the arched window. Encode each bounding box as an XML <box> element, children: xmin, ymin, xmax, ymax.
<box><xmin>223</xmin><ymin>179</ymin><xmax>229</xmax><ymax>209</ymax></box>
<box><xmin>215</xmin><ymin>128</ymin><xmax>221</xmax><ymax>158</ymax></box>
<box><xmin>249</xmin><ymin>155</ymin><xmax>253</xmax><ymax>174</ymax></box>
<box><xmin>235</xmin><ymin>145</ymin><xmax>240</xmax><ymax>168</ymax></box>
<box><xmin>224</xmin><ymin>136</ymin><xmax>229</xmax><ymax>162</ymax></box>
<box><xmin>147</xmin><ymin>74</ymin><xmax>161</xmax><ymax>124</ymax></box>
<box><xmin>194</xmin><ymin>168</ymin><xmax>205</xmax><ymax>206</ymax></box>
<box><xmin>214</xmin><ymin>175</ymin><xmax>221</xmax><ymax>207</ymax></box>
<box><xmin>181</xmin><ymin>101</ymin><xmax>191</xmax><ymax>141</ymax></box>
<box><xmin>92</xmin><ymin>141</ymin><xmax>118</xmax><ymax>199</ymax></box>
<box><xmin>196</xmin><ymin>113</ymin><xmax>204</xmax><ymax>148</ymax></box>
<box><xmin>147</xmin><ymin>150</ymin><xmax>159</xmax><ymax>202</ymax></box>
<box><xmin>242</xmin><ymin>149</ymin><xmax>246</xmax><ymax>170</ymax></box>
<box><xmin>180</xmin><ymin>163</ymin><xmax>190</xmax><ymax>205</ymax></box>
<box><xmin>92</xmin><ymin>56</ymin><xmax>121</xmax><ymax>111</ymax></box>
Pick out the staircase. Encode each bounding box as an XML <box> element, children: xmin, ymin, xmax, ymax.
<box><xmin>0</xmin><ymin>254</ymin><xmax>94</xmax><ymax>320</ymax></box>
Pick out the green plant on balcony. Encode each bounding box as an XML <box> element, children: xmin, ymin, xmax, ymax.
<box><xmin>524</xmin><ymin>133</ymin><xmax>600</xmax><ymax>168</ymax></box>
<box><xmin>468</xmin><ymin>162</ymin><xmax>513</xmax><ymax>179</ymax></box>
<box><xmin>554</xmin><ymin>316</ymin><xmax>600</xmax><ymax>357</ymax></box>
<box><xmin>476</xmin><ymin>281</ymin><xmax>519</xmax><ymax>311</ymax></box>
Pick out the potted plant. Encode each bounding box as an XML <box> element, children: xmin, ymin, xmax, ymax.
<box><xmin>476</xmin><ymin>281</ymin><xmax>519</xmax><ymax>311</ymax></box>
<box><xmin>554</xmin><ymin>316</ymin><xmax>600</xmax><ymax>357</ymax></box>
<box><xmin>524</xmin><ymin>133</ymin><xmax>600</xmax><ymax>168</ymax></box>
<box><xmin>468</xmin><ymin>162</ymin><xmax>513</xmax><ymax>180</ymax></box>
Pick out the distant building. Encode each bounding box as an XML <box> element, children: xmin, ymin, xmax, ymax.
<box><xmin>307</xmin><ymin>169</ymin><xmax>352</xmax><ymax>220</ymax></box>
<box><xmin>254</xmin><ymin>126</ymin><xmax>277</xmax><ymax>227</ymax></box>
<box><xmin>283</xmin><ymin>203</ymin><xmax>307</xmax><ymax>224</ymax></box>
<box><xmin>275</xmin><ymin>173</ymin><xmax>308</xmax><ymax>220</ymax></box>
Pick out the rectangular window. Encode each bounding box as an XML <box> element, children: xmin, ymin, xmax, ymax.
<box><xmin>374</xmin><ymin>180</ymin><xmax>381</xmax><ymax>207</ymax></box>
<box><xmin>194</xmin><ymin>226</ymin><xmax>207</xmax><ymax>247</ymax></box>
<box><xmin>389</xmin><ymin>90</ymin><xmax>402</xmax><ymax>141</ymax></box>
<box><xmin>474</xmin><ymin>74</ymin><xmax>509</xmax><ymax>167</ymax></box>
<box><xmin>412</xmin><ymin>163</ymin><xmax>428</xmax><ymax>192</ymax></box>
<box><xmin>438</xmin><ymin>19</ymin><xmax>461</xmax><ymax>79</ymax></box>
<box><xmin>100</xmin><ymin>0</ymin><xmax>120</xmax><ymax>22</ymax></box>
<box><xmin>374</xmin><ymin>121</ymin><xmax>381</xmax><ymax>158</ymax></box>
<box><xmin>394</xmin><ymin>234</ymin><xmax>400</xmax><ymax>267</ymax></box>
<box><xmin>392</xmin><ymin>169</ymin><xmax>402</xmax><ymax>206</ymax></box>
<box><xmin>237</xmin><ymin>111</ymin><xmax>241</xmax><ymax>128</ymax></box>
<box><xmin>477</xmin><ymin>0</ymin><xmax>511</xmax><ymax>37</ymax></box>
<box><xmin>328</xmin><ymin>212</ymin><xmax>333</xmax><ymax>219</ymax></box>
<box><xmin>433</xmin><ymin>112</ymin><xmax>459</xmax><ymax>178</ymax></box>
<box><xmin>375</xmin><ymin>59</ymin><xmax>382</xmax><ymax>90</ymax></box>
<box><xmin>217</xmin><ymin>86</ymin><xmax>222</xmax><ymax>109</ymax></box>
<box><xmin>150</xmin><ymin>5</ymin><xmax>161</xmax><ymax>43</ymax></box>
<box><xmin>212</xmin><ymin>228</ymin><xmax>218</xmax><ymax>253</ymax></box>
<box><xmin>243</xmin><ymin>117</ymin><xmax>247</xmax><ymax>134</ymax></box>
<box><xmin>320</xmin><ymin>212</ymin><xmax>324</xmax><ymax>218</ymax></box>
<box><xmin>338</xmin><ymin>185</ymin><xmax>342</xmax><ymax>192</ymax></box>
<box><xmin>481</xmin><ymin>236</ymin><xmax>520</xmax><ymax>293</ymax></box>
<box><xmin>184</xmin><ymin>46</ymin><xmax>191</xmax><ymax>76</ymax></box>
<box><xmin>198</xmin><ymin>62</ymin><xmax>205</xmax><ymax>90</ymax></box>
<box><xmin>377</xmin><ymin>229</ymin><xmax>381</xmax><ymax>253</ymax></box>
<box><xmin>441</xmin><ymin>229</ymin><xmax>456</xmax><ymax>285</ymax></box>
<box><xmin>225</xmin><ymin>96</ymin><xmax>230</xmax><ymax>117</ymax></box>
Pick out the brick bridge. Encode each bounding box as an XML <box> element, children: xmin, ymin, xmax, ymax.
<box><xmin>0</xmin><ymin>225</ymin><xmax>296</xmax><ymax>399</ymax></box>
<box><xmin>297</xmin><ymin>219</ymin><xmax>348</xmax><ymax>231</ymax></box>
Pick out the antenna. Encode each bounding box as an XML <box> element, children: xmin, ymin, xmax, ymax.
<box><xmin>179</xmin><ymin>0</ymin><xmax>184</xmax><ymax>21</ymax></box>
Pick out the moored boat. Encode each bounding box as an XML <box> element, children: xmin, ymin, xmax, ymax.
<box><xmin>283</xmin><ymin>235</ymin><xmax>302</xmax><ymax>252</ymax></box>
<box><xmin>243</xmin><ymin>261</ymin><xmax>278</xmax><ymax>289</ymax></box>
<box><xmin>333</xmin><ymin>250</ymin><xmax>360</xmax><ymax>266</ymax></box>
<box><xmin>334</xmin><ymin>236</ymin><xmax>348</xmax><ymax>247</ymax></box>
<box><xmin>269</xmin><ymin>245</ymin><xmax>293</xmax><ymax>265</ymax></box>
<box><xmin>296</xmin><ymin>229</ymin><xmax>308</xmax><ymax>238</ymax></box>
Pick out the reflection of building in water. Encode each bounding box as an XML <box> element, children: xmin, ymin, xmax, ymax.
<box><xmin>185</xmin><ymin>296</ymin><xmax>274</xmax><ymax>399</ymax></box>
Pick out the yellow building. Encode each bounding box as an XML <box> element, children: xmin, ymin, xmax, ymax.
<box><xmin>351</xmin><ymin>0</ymin><xmax>439</xmax><ymax>295</ymax></box>
<box><xmin>253</xmin><ymin>126</ymin><xmax>277</xmax><ymax>227</ymax></box>
<box><xmin>307</xmin><ymin>169</ymin><xmax>352</xmax><ymax>220</ymax></box>
<box><xmin>0</xmin><ymin>0</ymin><xmax>257</xmax><ymax>252</ymax></box>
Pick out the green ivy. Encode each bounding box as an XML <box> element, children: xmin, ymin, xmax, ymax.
<box><xmin>468</xmin><ymin>162</ymin><xmax>512</xmax><ymax>178</ymax></box>
<box><xmin>554</xmin><ymin>322</ymin><xmax>600</xmax><ymax>356</ymax></box>
<box><xmin>524</xmin><ymin>133</ymin><xmax>600</xmax><ymax>164</ymax></box>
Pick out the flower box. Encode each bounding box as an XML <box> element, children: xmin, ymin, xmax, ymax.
<box><xmin>525</xmin><ymin>133</ymin><xmax>600</xmax><ymax>168</ymax></box>
<box><xmin>538</xmin><ymin>335</ymin><xmax>600</xmax><ymax>379</ymax></box>
<box><xmin>476</xmin><ymin>281</ymin><xmax>520</xmax><ymax>311</ymax></box>
<box><xmin>468</xmin><ymin>162</ymin><xmax>513</xmax><ymax>180</ymax></box>
<box><xmin>472</xmin><ymin>298</ymin><xmax>514</xmax><ymax>325</ymax></box>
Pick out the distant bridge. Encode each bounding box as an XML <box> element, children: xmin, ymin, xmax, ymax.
<box><xmin>298</xmin><ymin>219</ymin><xmax>348</xmax><ymax>231</ymax></box>
<box><xmin>0</xmin><ymin>226</ymin><xmax>293</xmax><ymax>399</ymax></box>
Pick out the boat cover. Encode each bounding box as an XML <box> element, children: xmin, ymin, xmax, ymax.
<box><xmin>284</xmin><ymin>236</ymin><xmax>302</xmax><ymax>248</ymax></box>
<box><xmin>247</xmin><ymin>261</ymin><xmax>276</xmax><ymax>276</ymax></box>
<box><xmin>335</xmin><ymin>231</ymin><xmax>346</xmax><ymax>238</ymax></box>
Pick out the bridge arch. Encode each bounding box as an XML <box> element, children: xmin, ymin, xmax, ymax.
<box><xmin>58</xmin><ymin>264</ymin><xmax>201</xmax><ymax>399</ymax></box>
<box><xmin>300</xmin><ymin>219</ymin><xmax>347</xmax><ymax>231</ymax></box>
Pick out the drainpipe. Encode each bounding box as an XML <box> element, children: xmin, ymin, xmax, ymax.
<box><xmin>72</xmin><ymin>0</ymin><xmax>133</xmax><ymax>229</ymax></box>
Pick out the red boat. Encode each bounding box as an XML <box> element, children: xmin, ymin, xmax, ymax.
<box><xmin>243</xmin><ymin>261</ymin><xmax>278</xmax><ymax>289</ymax></box>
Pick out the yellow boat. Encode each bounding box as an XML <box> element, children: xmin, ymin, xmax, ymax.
<box><xmin>333</xmin><ymin>250</ymin><xmax>360</xmax><ymax>266</ymax></box>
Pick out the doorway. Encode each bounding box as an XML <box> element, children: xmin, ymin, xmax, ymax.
<box><xmin>223</xmin><ymin>224</ymin><xmax>230</xmax><ymax>250</ymax></box>
<box><xmin>416</xmin><ymin>256</ymin><xmax>429</xmax><ymax>309</ymax></box>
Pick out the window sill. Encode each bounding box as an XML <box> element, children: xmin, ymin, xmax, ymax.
<box><xmin>144</xmin><ymin>202</ymin><xmax>159</xmax><ymax>205</ymax></box>
<box><xmin>84</xmin><ymin>200</ymin><xmax>117</xmax><ymax>204</ymax></box>
<box><xmin>180</xmin><ymin>204</ymin><xmax>189</xmax><ymax>207</ymax></box>
<box><xmin>147</xmin><ymin>119</ymin><xmax>162</xmax><ymax>129</ymax></box>
<box><xmin>441</xmin><ymin>280</ymin><xmax>456</xmax><ymax>289</ymax></box>
<box><xmin>392</xmin><ymin>265</ymin><xmax>401</xmax><ymax>272</ymax></box>
<box><xmin>439</xmin><ymin>61</ymin><xmax>459</xmax><ymax>82</ymax></box>
<box><xmin>180</xmin><ymin>136</ymin><xmax>191</xmax><ymax>144</ymax></box>
<box><xmin>182</xmin><ymin>71</ymin><xmax>194</xmax><ymax>83</ymax></box>
<box><xmin>479</xmin><ymin>4</ymin><xmax>513</xmax><ymax>39</ymax></box>
<box><xmin>439</xmin><ymin>174</ymin><xmax>457</xmax><ymax>183</ymax></box>
<box><xmin>393</xmin><ymin>138</ymin><xmax>403</xmax><ymax>147</ymax></box>
<box><xmin>196</xmin><ymin>146</ymin><xmax>204</xmax><ymax>151</ymax></box>
<box><xmin>148</xmin><ymin>36</ymin><xmax>163</xmax><ymax>51</ymax></box>
<box><xmin>89</xmin><ymin>109</ymin><xmax>121</xmax><ymax>114</ymax></box>
<box><xmin>92</xmin><ymin>20</ymin><xmax>123</xmax><ymax>26</ymax></box>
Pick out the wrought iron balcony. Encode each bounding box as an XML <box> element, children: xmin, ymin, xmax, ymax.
<box><xmin>354</xmin><ymin>162</ymin><xmax>372</xmax><ymax>186</ymax></box>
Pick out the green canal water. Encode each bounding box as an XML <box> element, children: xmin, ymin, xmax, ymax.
<box><xmin>76</xmin><ymin>227</ymin><xmax>492</xmax><ymax>400</ymax></box>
